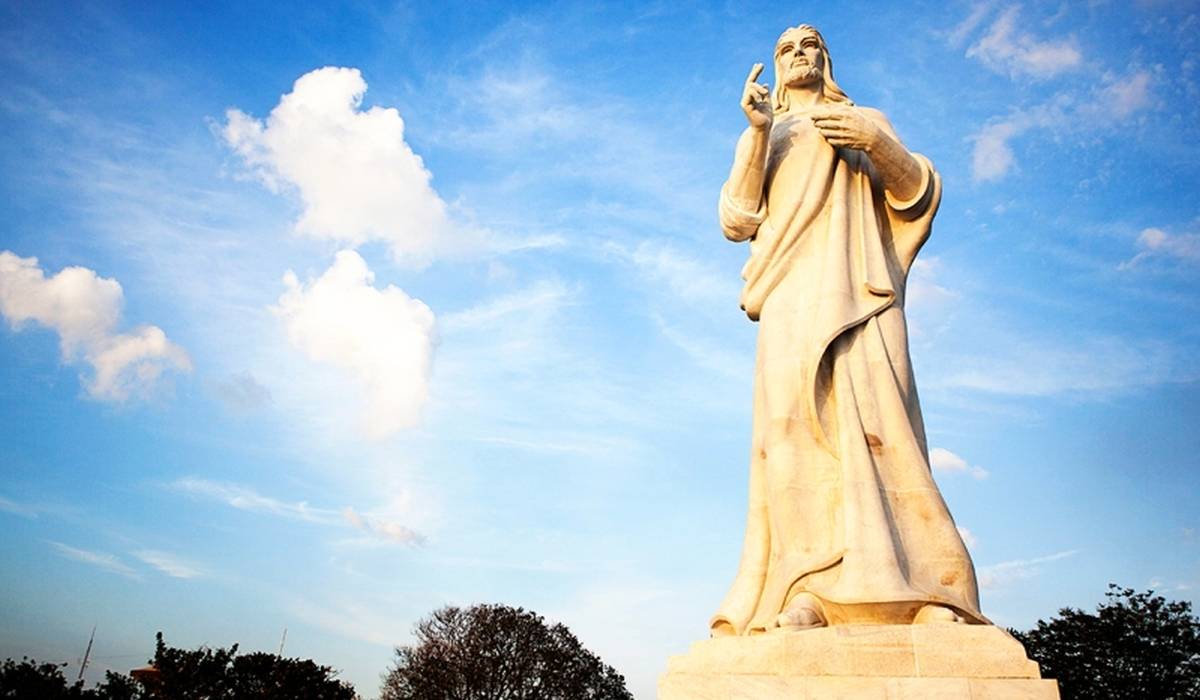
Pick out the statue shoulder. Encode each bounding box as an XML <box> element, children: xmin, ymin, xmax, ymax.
<box><xmin>855</xmin><ymin>106</ymin><xmax>901</xmax><ymax>142</ymax></box>
<box><xmin>855</xmin><ymin>106</ymin><xmax>891</xmax><ymax>126</ymax></box>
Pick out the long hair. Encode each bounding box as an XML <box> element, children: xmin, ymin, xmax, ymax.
<box><xmin>772</xmin><ymin>25</ymin><xmax>853</xmax><ymax>113</ymax></box>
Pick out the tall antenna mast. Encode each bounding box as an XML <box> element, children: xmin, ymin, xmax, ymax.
<box><xmin>77</xmin><ymin>626</ymin><xmax>96</xmax><ymax>681</ymax></box>
<box><xmin>278</xmin><ymin>627</ymin><xmax>287</xmax><ymax>656</ymax></box>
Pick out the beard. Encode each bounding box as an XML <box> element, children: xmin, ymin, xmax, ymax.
<box><xmin>785</xmin><ymin>63</ymin><xmax>822</xmax><ymax>87</ymax></box>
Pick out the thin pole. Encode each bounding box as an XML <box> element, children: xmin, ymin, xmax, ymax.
<box><xmin>77</xmin><ymin>626</ymin><xmax>96</xmax><ymax>681</ymax></box>
<box><xmin>278</xmin><ymin>628</ymin><xmax>287</xmax><ymax>656</ymax></box>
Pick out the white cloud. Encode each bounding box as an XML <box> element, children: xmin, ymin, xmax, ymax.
<box><xmin>906</xmin><ymin>258</ymin><xmax>958</xmax><ymax>311</ymax></box>
<box><xmin>341</xmin><ymin>506</ymin><xmax>425</xmax><ymax>546</ymax></box>
<box><xmin>173</xmin><ymin>477</ymin><xmax>424</xmax><ymax>546</ymax></box>
<box><xmin>957</xmin><ymin>526</ymin><xmax>978</xmax><ymax>550</ymax></box>
<box><xmin>930</xmin><ymin>447</ymin><xmax>990</xmax><ymax>480</ymax></box>
<box><xmin>440</xmin><ymin>279</ymin><xmax>571</xmax><ymax>335</ymax></box>
<box><xmin>970</xmin><ymin>70</ymin><xmax>1155</xmax><ymax>182</ymax></box>
<box><xmin>275</xmin><ymin>250</ymin><xmax>435</xmax><ymax>439</ymax></box>
<box><xmin>0</xmin><ymin>251</ymin><xmax>191</xmax><ymax>400</ymax></box>
<box><xmin>978</xmin><ymin>549</ymin><xmax>1079</xmax><ymax>590</ymax></box>
<box><xmin>946</xmin><ymin>2</ymin><xmax>995</xmax><ymax>49</ymax></box>
<box><xmin>211</xmin><ymin>371</ymin><xmax>272</xmax><ymax>410</ymax></box>
<box><xmin>1119</xmin><ymin>227</ymin><xmax>1200</xmax><ymax>269</ymax></box>
<box><xmin>966</xmin><ymin>6</ymin><xmax>1082</xmax><ymax>79</ymax></box>
<box><xmin>610</xmin><ymin>240</ymin><xmax>740</xmax><ymax>309</ymax></box>
<box><xmin>49</xmin><ymin>541</ymin><xmax>139</xmax><ymax>579</ymax></box>
<box><xmin>0</xmin><ymin>495</ymin><xmax>39</xmax><ymax>518</ymax></box>
<box><xmin>940</xmin><ymin>334</ymin><xmax>1184</xmax><ymax>396</ymax></box>
<box><xmin>655</xmin><ymin>319</ymin><xmax>748</xmax><ymax>381</ymax></box>
<box><xmin>1103</xmin><ymin>71</ymin><xmax>1154</xmax><ymax>119</ymax></box>
<box><xmin>223</xmin><ymin>67</ymin><xmax>453</xmax><ymax>266</ymax></box>
<box><xmin>133</xmin><ymin>549</ymin><xmax>204</xmax><ymax>579</ymax></box>
<box><xmin>971</xmin><ymin>120</ymin><xmax>1023</xmax><ymax>182</ymax></box>
<box><xmin>174</xmin><ymin>477</ymin><xmax>341</xmax><ymax>524</ymax></box>
<box><xmin>284</xmin><ymin>595</ymin><xmax>401</xmax><ymax>647</ymax></box>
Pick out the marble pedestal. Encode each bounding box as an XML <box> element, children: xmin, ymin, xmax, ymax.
<box><xmin>659</xmin><ymin>624</ymin><xmax>1060</xmax><ymax>699</ymax></box>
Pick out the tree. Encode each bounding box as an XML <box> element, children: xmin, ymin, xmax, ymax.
<box><xmin>134</xmin><ymin>633</ymin><xmax>359</xmax><ymax>699</ymax></box>
<box><xmin>2</xmin><ymin>634</ymin><xmax>358</xmax><ymax>699</ymax></box>
<box><xmin>1013</xmin><ymin>584</ymin><xmax>1200</xmax><ymax>700</ymax></box>
<box><xmin>0</xmin><ymin>657</ymin><xmax>87</xmax><ymax>699</ymax></box>
<box><xmin>381</xmin><ymin>604</ymin><xmax>634</xmax><ymax>700</ymax></box>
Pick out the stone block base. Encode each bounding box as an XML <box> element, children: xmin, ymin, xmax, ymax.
<box><xmin>659</xmin><ymin>624</ymin><xmax>1060</xmax><ymax>699</ymax></box>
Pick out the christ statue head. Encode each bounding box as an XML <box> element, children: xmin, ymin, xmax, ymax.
<box><xmin>771</xmin><ymin>24</ymin><xmax>853</xmax><ymax>113</ymax></box>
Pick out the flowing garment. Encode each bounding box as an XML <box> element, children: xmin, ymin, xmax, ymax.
<box><xmin>713</xmin><ymin>108</ymin><xmax>984</xmax><ymax>635</ymax></box>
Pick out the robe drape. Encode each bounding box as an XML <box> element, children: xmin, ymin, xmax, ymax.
<box><xmin>712</xmin><ymin>108</ymin><xmax>984</xmax><ymax>635</ymax></box>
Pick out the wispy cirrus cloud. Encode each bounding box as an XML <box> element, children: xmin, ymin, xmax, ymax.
<box><xmin>605</xmin><ymin>240</ymin><xmax>740</xmax><ymax>310</ymax></box>
<box><xmin>936</xmin><ymin>333</ymin><xmax>1186</xmax><ymax>396</ymax></box>
<box><xmin>49</xmin><ymin>541</ymin><xmax>140</xmax><ymax>579</ymax></box>
<box><xmin>172</xmin><ymin>478</ymin><xmax>424</xmax><ymax>546</ymax></box>
<box><xmin>954</xmin><ymin>4</ymin><xmax>1157</xmax><ymax>182</ymax></box>
<box><xmin>978</xmin><ymin>549</ymin><xmax>1080</xmax><ymax>590</ymax></box>
<box><xmin>174</xmin><ymin>477</ymin><xmax>339</xmax><ymax>524</ymax></box>
<box><xmin>0</xmin><ymin>251</ymin><xmax>191</xmax><ymax>401</ymax></box>
<box><xmin>969</xmin><ymin>69</ymin><xmax>1155</xmax><ymax>182</ymax></box>
<box><xmin>1119</xmin><ymin>227</ymin><xmax>1200</xmax><ymax>270</ymax></box>
<box><xmin>0</xmin><ymin>495</ymin><xmax>40</xmax><ymax>518</ymax></box>
<box><xmin>133</xmin><ymin>549</ymin><xmax>205</xmax><ymax>579</ymax></box>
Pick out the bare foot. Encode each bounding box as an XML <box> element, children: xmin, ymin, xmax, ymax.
<box><xmin>913</xmin><ymin>604</ymin><xmax>964</xmax><ymax>624</ymax></box>
<box><xmin>710</xmin><ymin>619</ymin><xmax>737</xmax><ymax>638</ymax></box>
<box><xmin>774</xmin><ymin>592</ymin><xmax>827</xmax><ymax>631</ymax></box>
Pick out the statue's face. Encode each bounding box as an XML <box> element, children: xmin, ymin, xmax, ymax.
<box><xmin>777</xmin><ymin>30</ymin><xmax>824</xmax><ymax>88</ymax></box>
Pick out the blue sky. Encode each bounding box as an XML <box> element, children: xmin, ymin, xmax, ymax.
<box><xmin>1</xmin><ymin>1</ymin><xmax>1198</xmax><ymax>697</ymax></box>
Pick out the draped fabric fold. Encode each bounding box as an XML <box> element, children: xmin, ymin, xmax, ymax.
<box><xmin>713</xmin><ymin>110</ymin><xmax>984</xmax><ymax>636</ymax></box>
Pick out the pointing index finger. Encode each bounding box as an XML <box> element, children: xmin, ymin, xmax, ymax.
<box><xmin>747</xmin><ymin>63</ymin><xmax>764</xmax><ymax>83</ymax></box>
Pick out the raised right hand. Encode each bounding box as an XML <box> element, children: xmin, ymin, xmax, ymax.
<box><xmin>741</xmin><ymin>63</ymin><xmax>772</xmax><ymax>130</ymax></box>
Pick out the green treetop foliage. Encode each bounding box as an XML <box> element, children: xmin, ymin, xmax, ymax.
<box><xmin>381</xmin><ymin>603</ymin><xmax>634</xmax><ymax>700</ymax></box>
<box><xmin>1013</xmin><ymin>584</ymin><xmax>1200</xmax><ymax>700</ymax></box>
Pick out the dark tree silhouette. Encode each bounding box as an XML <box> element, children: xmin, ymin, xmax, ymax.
<box><xmin>134</xmin><ymin>633</ymin><xmax>358</xmax><ymax>699</ymax></box>
<box><xmin>2</xmin><ymin>634</ymin><xmax>358</xmax><ymax>699</ymax></box>
<box><xmin>1014</xmin><ymin>584</ymin><xmax>1200</xmax><ymax>700</ymax></box>
<box><xmin>0</xmin><ymin>657</ymin><xmax>87</xmax><ymax>699</ymax></box>
<box><xmin>381</xmin><ymin>604</ymin><xmax>634</xmax><ymax>700</ymax></box>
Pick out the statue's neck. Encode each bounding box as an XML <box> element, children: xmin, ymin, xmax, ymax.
<box><xmin>784</xmin><ymin>84</ymin><xmax>824</xmax><ymax>109</ymax></box>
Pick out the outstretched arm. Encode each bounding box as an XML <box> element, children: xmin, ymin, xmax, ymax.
<box><xmin>809</xmin><ymin>106</ymin><xmax>924</xmax><ymax>203</ymax></box>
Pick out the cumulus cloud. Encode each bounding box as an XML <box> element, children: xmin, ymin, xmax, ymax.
<box><xmin>930</xmin><ymin>447</ymin><xmax>990</xmax><ymax>480</ymax></box>
<box><xmin>0</xmin><ymin>251</ymin><xmax>191</xmax><ymax>400</ymax></box>
<box><xmin>966</xmin><ymin>6</ymin><xmax>1082</xmax><ymax>79</ymax></box>
<box><xmin>223</xmin><ymin>67</ymin><xmax>451</xmax><ymax>266</ymax></box>
<box><xmin>1119</xmin><ymin>227</ymin><xmax>1200</xmax><ymax>270</ymax></box>
<box><xmin>276</xmin><ymin>250</ymin><xmax>435</xmax><ymax>439</ymax></box>
<box><xmin>133</xmin><ymin>549</ymin><xmax>204</xmax><ymax>579</ymax></box>
<box><xmin>49</xmin><ymin>541</ymin><xmax>139</xmax><ymax>579</ymax></box>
